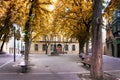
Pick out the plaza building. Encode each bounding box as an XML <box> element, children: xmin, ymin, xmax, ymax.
<box><xmin>30</xmin><ymin>35</ymin><xmax>79</xmax><ymax>54</ymax></box>
<box><xmin>105</xmin><ymin>7</ymin><xmax>120</xmax><ymax>57</ymax></box>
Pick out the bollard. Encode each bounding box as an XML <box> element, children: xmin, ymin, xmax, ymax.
<box><xmin>19</xmin><ymin>61</ymin><xmax>27</xmax><ymax>73</ymax></box>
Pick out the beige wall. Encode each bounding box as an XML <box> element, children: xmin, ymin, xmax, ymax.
<box><xmin>30</xmin><ymin>43</ymin><xmax>45</xmax><ymax>54</ymax></box>
<box><xmin>30</xmin><ymin>42</ymin><xmax>79</xmax><ymax>54</ymax></box>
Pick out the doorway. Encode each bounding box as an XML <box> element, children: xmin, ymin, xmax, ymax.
<box><xmin>111</xmin><ymin>44</ymin><xmax>114</xmax><ymax>57</ymax></box>
<box><xmin>117</xmin><ymin>44</ymin><xmax>120</xmax><ymax>57</ymax></box>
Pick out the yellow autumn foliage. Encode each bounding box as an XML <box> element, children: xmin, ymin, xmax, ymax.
<box><xmin>1</xmin><ymin>0</ymin><xmax>119</xmax><ymax>43</ymax></box>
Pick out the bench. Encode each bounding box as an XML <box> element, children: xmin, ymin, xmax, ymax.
<box><xmin>79</xmin><ymin>53</ymin><xmax>86</xmax><ymax>60</ymax></box>
<box><xmin>81</xmin><ymin>55</ymin><xmax>91</xmax><ymax>67</ymax></box>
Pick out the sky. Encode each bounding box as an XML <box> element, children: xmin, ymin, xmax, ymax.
<box><xmin>104</xmin><ymin>0</ymin><xmax>111</xmax><ymax>7</ymax></box>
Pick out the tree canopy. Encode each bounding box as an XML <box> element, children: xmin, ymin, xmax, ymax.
<box><xmin>1</xmin><ymin>0</ymin><xmax>120</xmax><ymax>79</ymax></box>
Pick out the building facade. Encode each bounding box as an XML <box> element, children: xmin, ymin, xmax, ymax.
<box><xmin>106</xmin><ymin>7</ymin><xmax>120</xmax><ymax>57</ymax></box>
<box><xmin>1</xmin><ymin>36</ymin><xmax>79</xmax><ymax>55</ymax></box>
<box><xmin>30</xmin><ymin>38</ymin><xmax>79</xmax><ymax>54</ymax></box>
<box><xmin>28</xmin><ymin>32</ymin><xmax>80</xmax><ymax>54</ymax></box>
<box><xmin>105</xmin><ymin>23</ymin><xmax>115</xmax><ymax>56</ymax></box>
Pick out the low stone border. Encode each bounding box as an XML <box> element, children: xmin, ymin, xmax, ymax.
<box><xmin>77</xmin><ymin>73</ymin><xmax>117</xmax><ymax>80</ymax></box>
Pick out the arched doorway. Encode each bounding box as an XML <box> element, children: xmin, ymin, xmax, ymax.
<box><xmin>56</xmin><ymin>44</ymin><xmax>62</xmax><ymax>54</ymax></box>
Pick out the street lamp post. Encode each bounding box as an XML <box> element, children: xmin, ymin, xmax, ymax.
<box><xmin>13</xmin><ymin>26</ymin><xmax>16</xmax><ymax>62</ymax></box>
<box><xmin>13</xmin><ymin>23</ymin><xmax>17</xmax><ymax>62</ymax></box>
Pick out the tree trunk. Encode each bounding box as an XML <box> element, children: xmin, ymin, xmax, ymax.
<box><xmin>45</xmin><ymin>45</ymin><xmax>48</xmax><ymax>54</ymax></box>
<box><xmin>24</xmin><ymin>42</ymin><xmax>31</xmax><ymax>62</ymax></box>
<box><xmin>45</xmin><ymin>36</ymin><xmax>48</xmax><ymax>54</ymax></box>
<box><xmin>24</xmin><ymin>0</ymin><xmax>35</xmax><ymax>63</ymax></box>
<box><xmin>86</xmin><ymin>40</ymin><xmax>89</xmax><ymax>55</ymax></box>
<box><xmin>0</xmin><ymin>34</ymin><xmax>7</xmax><ymax>52</ymax></box>
<box><xmin>91</xmin><ymin>0</ymin><xmax>103</xmax><ymax>79</ymax></box>
<box><xmin>78</xmin><ymin>40</ymin><xmax>84</xmax><ymax>53</ymax></box>
<box><xmin>0</xmin><ymin>41</ymin><xmax>4</xmax><ymax>52</ymax></box>
<box><xmin>79</xmin><ymin>43</ymin><xmax>84</xmax><ymax>53</ymax></box>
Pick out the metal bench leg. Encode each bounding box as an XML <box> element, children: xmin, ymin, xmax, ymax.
<box><xmin>83</xmin><ymin>63</ymin><xmax>86</xmax><ymax>66</ymax></box>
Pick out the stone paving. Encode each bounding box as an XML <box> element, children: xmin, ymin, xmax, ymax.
<box><xmin>28</xmin><ymin>54</ymin><xmax>120</xmax><ymax>80</ymax></box>
<box><xmin>0</xmin><ymin>53</ymin><xmax>120</xmax><ymax>80</ymax></box>
<box><xmin>103</xmin><ymin>55</ymin><xmax>120</xmax><ymax>79</ymax></box>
